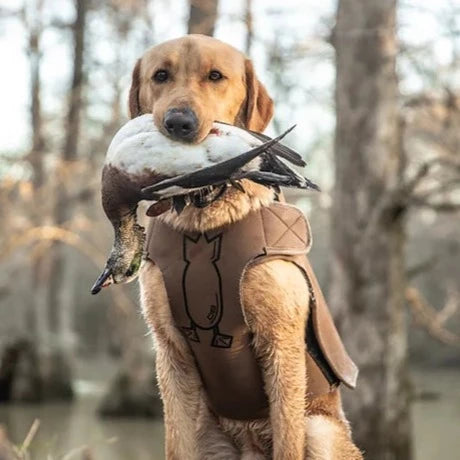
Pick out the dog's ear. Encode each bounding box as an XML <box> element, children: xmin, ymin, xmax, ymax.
<box><xmin>128</xmin><ymin>59</ymin><xmax>142</xmax><ymax>119</ymax></box>
<box><xmin>241</xmin><ymin>59</ymin><xmax>274</xmax><ymax>132</ymax></box>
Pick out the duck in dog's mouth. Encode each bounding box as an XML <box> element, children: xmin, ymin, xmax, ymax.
<box><xmin>91</xmin><ymin>116</ymin><xmax>317</xmax><ymax>295</ymax></box>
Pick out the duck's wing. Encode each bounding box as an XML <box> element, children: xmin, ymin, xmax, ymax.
<box><xmin>216</xmin><ymin>122</ymin><xmax>305</xmax><ymax>167</ymax></box>
<box><xmin>141</xmin><ymin>126</ymin><xmax>295</xmax><ymax>200</ymax></box>
<box><xmin>248</xmin><ymin>129</ymin><xmax>306</xmax><ymax>167</ymax></box>
<box><xmin>261</xmin><ymin>152</ymin><xmax>320</xmax><ymax>191</ymax></box>
<box><xmin>234</xmin><ymin>169</ymin><xmax>319</xmax><ymax>191</ymax></box>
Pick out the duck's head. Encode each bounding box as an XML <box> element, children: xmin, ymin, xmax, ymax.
<box><xmin>91</xmin><ymin>211</ymin><xmax>145</xmax><ymax>295</ymax></box>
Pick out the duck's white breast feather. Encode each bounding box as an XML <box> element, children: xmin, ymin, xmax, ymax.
<box><xmin>106</xmin><ymin>115</ymin><xmax>262</xmax><ymax>177</ymax></box>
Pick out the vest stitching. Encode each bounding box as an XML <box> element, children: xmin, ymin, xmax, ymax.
<box><xmin>264</xmin><ymin>208</ymin><xmax>306</xmax><ymax>247</ymax></box>
<box><xmin>269</xmin><ymin>202</ymin><xmax>313</xmax><ymax>253</ymax></box>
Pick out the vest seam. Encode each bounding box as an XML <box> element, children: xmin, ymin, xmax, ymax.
<box><xmin>239</xmin><ymin>209</ymin><xmax>267</xmax><ymax>330</ymax></box>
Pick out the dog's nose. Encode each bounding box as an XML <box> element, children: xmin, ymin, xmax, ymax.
<box><xmin>163</xmin><ymin>108</ymin><xmax>198</xmax><ymax>142</ymax></box>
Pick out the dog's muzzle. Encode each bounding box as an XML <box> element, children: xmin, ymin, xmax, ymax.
<box><xmin>163</xmin><ymin>108</ymin><xmax>199</xmax><ymax>142</ymax></box>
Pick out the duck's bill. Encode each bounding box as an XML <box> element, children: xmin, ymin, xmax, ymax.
<box><xmin>141</xmin><ymin>125</ymin><xmax>296</xmax><ymax>201</ymax></box>
<box><xmin>91</xmin><ymin>266</ymin><xmax>114</xmax><ymax>295</ymax></box>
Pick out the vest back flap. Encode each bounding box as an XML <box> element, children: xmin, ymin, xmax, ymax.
<box><xmin>257</xmin><ymin>204</ymin><xmax>358</xmax><ymax>389</ymax></box>
<box><xmin>303</xmin><ymin>259</ymin><xmax>359</xmax><ymax>389</ymax></box>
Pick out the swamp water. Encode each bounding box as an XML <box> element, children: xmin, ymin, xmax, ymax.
<box><xmin>0</xmin><ymin>366</ymin><xmax>458</xmax><ymax>459</ymax></box>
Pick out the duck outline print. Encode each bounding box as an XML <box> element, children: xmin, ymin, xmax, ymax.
<box><xmin>181</xmin><ymin>232</ymin><xmax>233</xmax><ymax>348</ymax></box>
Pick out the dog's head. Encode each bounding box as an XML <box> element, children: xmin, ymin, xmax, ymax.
<box><xmin>128</xmin><ymin>34</ymin><xmax>274</xmax><ymax>143</ymax></box>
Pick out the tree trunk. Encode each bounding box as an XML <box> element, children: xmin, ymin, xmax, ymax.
<box><xmin>187</xmin><ymin>0</ymin><xmax>219</xmax><ymax>36</ymax></box>
<box><xmin>62</xmin><ymin>0</ymin><xmax>86</xmax><ymax>164</ymax></box>
<box><xmin>45</xmin><ymin>0</ymin><xmax>88</xmax><ymax>400</ymax></box>
<box><xmin>244</xmin><ymin>0</ymin><xmax>253</xmax><ymax>56</ymax></box>
<box><xmin>0</xmin><ymin>0</ymin><xmax>48</xmax><ymax>404</ymax></box>
<box><xmin>330</xmin><ymin>1</ymin><xmax>412</xmax><ymax>459</ymax></box>
<box><xmin>28</xmin><ymin>2</ymin><xmax>45</xmax><ymax>192</ymax></box>
<box><xmin>27</xmin><ymin>0</ymin><xmax>46</xmax><ymax>345</ymax></box>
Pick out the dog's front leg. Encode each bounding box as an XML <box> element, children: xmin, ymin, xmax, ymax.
<box><xmin>155</xmin><ymin>340</ymin><xmax>203</xmax><ymax>460</ymax></box>
<box><xmin>140</xmin><ymin>261</ymin><xmax>203</xmax><ymax>460</ymax></box>
<box><xmin>242</xmin><ymin>260</ymin><xmax>309</xmax><ymax>460</ymax></box>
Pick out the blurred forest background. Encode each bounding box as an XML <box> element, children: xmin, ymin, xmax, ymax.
<box><xmin>0</xmin><ymin>0</ymin><xmax>459</xmax><ymax>459</ymax></box>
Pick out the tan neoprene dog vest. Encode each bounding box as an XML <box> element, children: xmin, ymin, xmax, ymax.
<box><xmin>145</xmin><ymin>202</ymin><xmax>358</xmax><ymax>420</ymax></box>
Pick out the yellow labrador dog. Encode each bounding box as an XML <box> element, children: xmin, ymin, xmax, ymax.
<box><xmin>130</xmin><ymin>34</ymin><xmax>362</xmax><ymax>459</ymax></box>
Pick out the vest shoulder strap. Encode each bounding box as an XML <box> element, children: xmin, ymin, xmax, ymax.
<box><xmin>259</xmin><ymin>202</ymin><xmax>313</xmax><ymax>256</ymax></box>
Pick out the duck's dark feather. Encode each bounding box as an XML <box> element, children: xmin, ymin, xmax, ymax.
<box><xmin>261</xmin><ymin>153</ymin><xmax>320</xmax><ymax>191</ymax></box>
<box><xmin>217</xmin><ymin>122</ymin><xmax>305</xmax><ymax>167</ymax></box>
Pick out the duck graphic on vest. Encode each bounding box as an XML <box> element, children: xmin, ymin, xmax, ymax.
<box><xmin>181</xmin><ymin>233</ymin><xmax>233</xmax><ymax>348</ymax></box>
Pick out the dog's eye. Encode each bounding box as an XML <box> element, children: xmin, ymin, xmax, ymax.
<box><xmin>153</xmin><ymin>70</ymin><xmax>169</xmax><ymax>83</ymax></box>
<box><xmin>208</xmin><ymin>70</ymin><xmax>223</xmax><ymax>81</ymax></box>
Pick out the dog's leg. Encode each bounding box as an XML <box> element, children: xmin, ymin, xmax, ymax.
<box><xmin>155</xmin><ymin>342</ymin><xmax>203</xmax><ymax>459</ymax></box>
<box><xmin>140</xmin><ymin>261</ymin><xmax>204</xmax><ymax>460</ymax></box>
<box><xmin>240</xmin><ymin>452</ymin><xmax>267</xmax><ymax>460</ymax></box>
<box><xmin>304</xmin><ymin>415</ymin><xmax>363</xmax><ymax>460</ymax></box>
<box><xmin>242</xmin><ymin>259</ymin><xmax>309</xmax><ymax>460</ymax></box>
<box><xmin>196</xmin><ymin>398</ymin><xmax>240</xmax><ymax>459</ymax></box>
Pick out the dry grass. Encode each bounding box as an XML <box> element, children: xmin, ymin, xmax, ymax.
<box><xmin>0</xmin><ymin>420</ymin><xmax>96</xmax><ymax>460</ymax></box>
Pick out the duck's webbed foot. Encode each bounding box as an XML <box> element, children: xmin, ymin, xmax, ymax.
<box><xmin>181</xmin><ymin>323</ymin><xmax>200</xmax><ymax>343</ymax></box>
<box><xmin>211</xmin><ymin>327</ymin><xmax>233</xmax><ymax>349</ymax></box>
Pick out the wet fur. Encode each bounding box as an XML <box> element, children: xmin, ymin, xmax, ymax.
<box><xmin>134</xmin><ymin>35</ymin><xmax>362</xmax><ymax>459</ymax></box>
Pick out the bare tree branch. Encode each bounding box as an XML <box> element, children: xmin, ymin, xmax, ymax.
<box><xmin>0</xmin><ymin>225</ymin><xmax>134</xmax><ymax>315</ymax></box>
<box><xmin>416</xmin><ymin>178</ymin><xmax>460</xmax><ymax>200</ymax></box>
<box><xmin>362</xmin><ymin>155</ymin><xmax>460</xmax><ymax>233</ymax></box>
<box><xmin>0</xmin><ymin>7</ymin><xmax>21</xmax><ymax>19</ymax></box>
<box><xmin>411</xmin><ymin>198</ymin><xmax>460</xmax><ymax>212</ymax></box>
<box><xmin>406</xmin><ymin>255</ymin><xmax>439</xmax><ymax>279</ymax></box>
<box><xmin>406</xmin><ymin>286</ymin><xmax>460</xmax><ymax>346</ymax></box>
<box><xmin>244</xmin><ymin>0</ymin><xmax>253</xmax><ymax>56</ymax></box>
